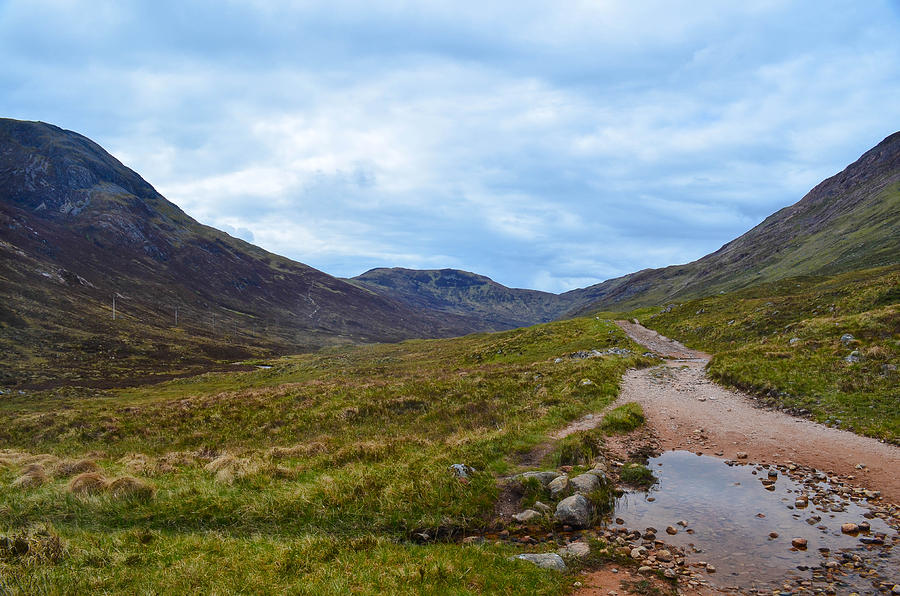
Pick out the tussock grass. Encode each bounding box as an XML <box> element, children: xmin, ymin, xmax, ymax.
<box><xmin>67</xmin><ymin>472</ymin><xmax>108</xmax><ymax>495</ymax></box>
<box><xmin>0</xmin><ymin>316</ymin><xmax>654</xmax><ymax>593</ymax></box>
<box><xmin>107</xmin><ymin>476</ymin><xmax>155</xmax><ymax>501</ymax></box>
<box><xmin>12</xmin><ymin>464</ymin><xmax>47</xmax><ymax>489</ymax></box>
<box><xmin>54</xmin><ymin>459</ymin><xmax>99</xmax><ymax>478</ymax></box>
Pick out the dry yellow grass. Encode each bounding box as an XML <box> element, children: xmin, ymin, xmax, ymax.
<box><xmin>12</xmin><ymin>464</ymin><xmax>48</xmax><ymax>489</ymax></box>
<box><xmin>108</xmin><ymin>476</ymin><xmax>156</xmax><ymax>500</ymax></box>
<box><xmin>67</xmin><ymin>472</ymin><xmax>109</xmax><ymax>495</ymax></box>
<box><xmin>54</xmin><ymin>458</ymin><xmax>100</xmax><ymax>478</ymax></box>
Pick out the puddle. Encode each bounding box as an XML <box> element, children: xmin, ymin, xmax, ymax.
<box><xmin>612</xmin><ymin>451</ymin><xmax>899</xmax><ymax>592</ymax></box>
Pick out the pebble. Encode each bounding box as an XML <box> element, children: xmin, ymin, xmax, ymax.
<box><xmin>666</xmin><ymin>525</ymin><xmax>678</xmax><ymax>535</ymax></box>
<box><xmin>791</xmin><ymin>537</ymin><xmax>808</xmax><ymax>549</ymax></box>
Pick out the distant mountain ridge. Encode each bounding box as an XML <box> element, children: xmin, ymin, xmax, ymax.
<box><xmin>350</xmin><ymin>267</ymin><xmax>575</xmax><ymax>330</ymax></box>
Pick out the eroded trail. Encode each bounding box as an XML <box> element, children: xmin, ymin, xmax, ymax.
<box><xmin>614</xmin><ymin>320</ymin><xmax>900</xmax><ymax>503</ymax></box>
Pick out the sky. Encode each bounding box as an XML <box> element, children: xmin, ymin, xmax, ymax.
<box><xmin>2</xmin><ymin>1</ymin><xmax>899</xmax><ymax>292</ymax></box>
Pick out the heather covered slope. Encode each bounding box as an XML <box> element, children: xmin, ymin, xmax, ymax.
<box><xmin>569</xmin><ymin>132</ymin><xmax>900</xmax><ymax>314</ymax></box>
<box><xmin>0</xmin><ymin>119</ymin><xmax>476</xmax><ymax>387</ymax></box>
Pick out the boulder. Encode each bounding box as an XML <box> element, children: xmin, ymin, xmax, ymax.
<box><xmin>557</xmin><ymin>541</ymin><xmax>590</xmax><ymax>559</ymax></box>
<box><xmin>510</xmin><ymin>553</ymin><xmax>567</xmax><ymax>571</ymax></box>
<box><xmin>513</xmin><ymin>509</ymin><xmax>542</xmax><ymax>523</ymax></box>
<box><xmin>555</xmin><ymin>494</ymin><xmax>592</xmax><ymax>528</ymax></box>
<box><xmin>515</xmin><ymin>471</ymin><xmax>561</xmax><ymax>486</ymax></box>
<box><xmin>570</xmin><ymin>473</ymin><xmax>602</xmax><ymax>494</ymax></box>
<box><xmin>449</xmin><ymin>464</ymin><xmax>475</xmax><ymax>479</ymax></box>
<box><xmin>548</xmin><ymin>474</ymin><xmax>570</xmax><ymax>498</ymax></box>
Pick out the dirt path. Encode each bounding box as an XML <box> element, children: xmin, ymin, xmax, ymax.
<box><xmin>614</xmin><ymin>320</ymin><xmax>900</xmax><ymax>503</ymax></box>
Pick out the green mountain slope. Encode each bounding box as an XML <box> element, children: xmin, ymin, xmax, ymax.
<box><xmin>569</xmin><ymin>131</ymin><xmax>900</xmax><ymax>314</ymax></box>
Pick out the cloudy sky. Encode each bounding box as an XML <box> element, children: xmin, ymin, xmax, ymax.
<box><xmin>2</xmin><ymin>1</ymin><xmax>899</xmax><ymax>292</ymax></box>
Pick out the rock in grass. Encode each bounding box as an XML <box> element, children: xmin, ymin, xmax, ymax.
<box><xmin>548</xmin><ymin>474</ymin><xmax>570</xmax><ymax>498</ymax></box>
<box><xmin>515</xmin><ymin>471</ymin><xmax>560</xmax><ymax>486</ymax></box>
<box><xmin>555</xmin><ymin>494</ymin><xmax>591</xmax><ymax>528</ymax></box>
<box><xmin>510</xmin><ymin>553</ymin><xmax>567</xmax><ymax>571</ymax></box>
<box><xmin>845</xmin><ymin>350</ymin><xmax>862</xmax><ymax>363</ymax></box>
<box><xmin>570</xmin><ymin>473</ymin><xmax>602</xmax><ymax>494</ymax></box>
<box><xmin>513</xmin><ymin>509</ymin><xmax>542</xmax><ymax>523</ymax></box>
<box><xmin>840</xmin><ymin>333</ymin><xmax>855</xmax><ymax>346</ymax></box>
<box><xmin>532</xmin><ymin>501</ymin><xmax>552</xmax><ymax>514</ymax></box>
<box><xmin>557</xmin><ymin>541</ymin><xmax>590</xmax><ymax>558</ymax></box>
<box><xmin>449</xmin><ymin>463</ymin><xmax>475</xmax><ymax>479</ymax></box>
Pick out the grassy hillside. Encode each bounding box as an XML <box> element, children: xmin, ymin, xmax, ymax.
<box><xmin>0</xmin><ymin>317</ymin><xmax>652</xmax><ymax>593</ymax></box>
<box><xmin>637</xmin><ymin>265</ymin><xmax>900</xmax><ymax>443</ymax></box>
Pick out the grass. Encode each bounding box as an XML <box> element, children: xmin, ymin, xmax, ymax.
<box><xmin>639</xmin><ymin>265</ymin><xmax>900</xmax><ymax>443</ymax></box>
<box><xmin>618</xmin><ymin>464</ymin><xmax>656</xmax><ymax>488</ymax></box>
<box><xmin>0</xmin><ymin>316</ymin><xmax>654</xmax><ymax>593</ymax></box>
<box><xmin>599</xmin><ymin>403</ymin><xmax>645</xmax><ymax>434</ymax></box>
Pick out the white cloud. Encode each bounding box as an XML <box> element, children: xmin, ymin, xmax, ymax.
<box><xmin>2</xmin><ymin>1</ymin><xmax>899</xmax><ymax>292</ymax></box>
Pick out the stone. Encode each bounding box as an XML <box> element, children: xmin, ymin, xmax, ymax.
<box><xmin>840</xmin><ymin>523</ymin><xmax>859</xmax><ymax>535</ymax></box>
<box><xmin>840</xmin><ymin>333</ymin><xmax>855</xmax><ymax>346</ymax></box>
<box><xmin>736</xmin><ymin>452</ymin><xmax>748</xmax><ymax>459</ymax></box>
<box><xmin>706</xmin><ymin>563</ymin><xmax>716</xmax><ymax>573</ymax></box>
<box><xmin>555</xmin><ymin>494</ymin><xmax>592</xmax><ymax>528</ymax></box>
<box><xmin>462</xmin><ymin>536</ymin><xmax>483</xmax><ymax>545</ymax></box>
<box><xmin>548</xmin><ymin>475</ymin><xmax>570</xmax><ymax>498</ymax></box>
<box><xmin>666</xmin><ymin>526</ymin><xmax>677</xmax><ymax>535</ymax></box>
<box><xmin>570</xmin><ymin>473</ymin><xmax>602</xmax><ymax>494</ymax></box>
<box><xmin>513</xmin><ymin>509</ymin><xmax>542</xmax><ymax>523</ymax></box>
<box><xmin>791</xmin><ymin>537</ymin><xmax>808</xmax><ymax>549</ymax></box>
<box><xmin>637</xmin><ymin>566</ymin><xmax>652</xmax><ymax>573</ymax></box>
<box><xmin>511</xmin><ymin>553</ymin><xmax>567</xmax><ymax>571</ymax></box>
<box><xmin>656</xmin><ymin>549</ymin><xmax>673</xmax><ymax>563</ymax></box>
<box><xmin>663</xmin><ymin>568</ymin><xmax>677</xmax><ymax>579</ymax></box>
<box><xmin>789</xmin><ymin>337</ymin><xmax>801</xmax><ymax>345</ymax></box>
<box><xmin>449</xmin><ymin>464</ymin><xmax>475</xmax><ymax>479</ymax></box>
<box><xmin>630</xmin><ymin>546</ymin><xmax>646</xmax><ymax>559</ymax></box>
<box><xmin>558</xmin><ymin>541</ymin><xmax>591</xmax><ymax>559</ymax></box>
<box><xmin>845</xmin><ymin>350</ymin><xmax>862</xmax><ymax>364</ymax></box>
<box><xmin>516</xmin><ymin>471</ymin><xmax>561</xmax><ymax>486</ymax></box>
<box><xmin>533</xmin><ymin>501</ymin><xmax>552</xmax><ymax>514</ymax></box>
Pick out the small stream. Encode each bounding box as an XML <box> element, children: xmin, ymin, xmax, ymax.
<box><xmin>612</xmin><ymin>451</ymin><xmax>899</xmax><ymax>592</ymax></box>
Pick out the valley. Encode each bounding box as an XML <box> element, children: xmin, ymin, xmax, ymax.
<box><xmin>1</xmin><ymin>119</ymin><xmax>898</xmax><ymax>594</ymax></box>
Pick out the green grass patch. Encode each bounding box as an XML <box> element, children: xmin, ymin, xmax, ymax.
<box><xmin>619</xmin><ymin>463</ymin><xmax>656</xmax><ymax>488</ymax></box>
<box><xmin>599</xmin><ymin>402</ymin><xmax>645</xmax><ymax>434</ymax></box>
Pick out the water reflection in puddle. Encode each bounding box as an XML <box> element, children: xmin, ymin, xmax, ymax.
<box><xmin>612</xmin><ymin>451</ymin><xmax>898</xmax><ymax>592</ymax></box>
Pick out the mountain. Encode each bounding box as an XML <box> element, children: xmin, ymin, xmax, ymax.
<box><xmin>349</xmin><ymin>267</ymin><xmax>575</xmax><ymax>330</ymax></box>
<box><xmin>568</xmin><ymin>131</ymin><xmax>900</xmax><ymax>314</ymax></box>
<box><xmin>0</xmin><ymin>119</ymin><xmax>477</xmax><ymax>387</ymax></box>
